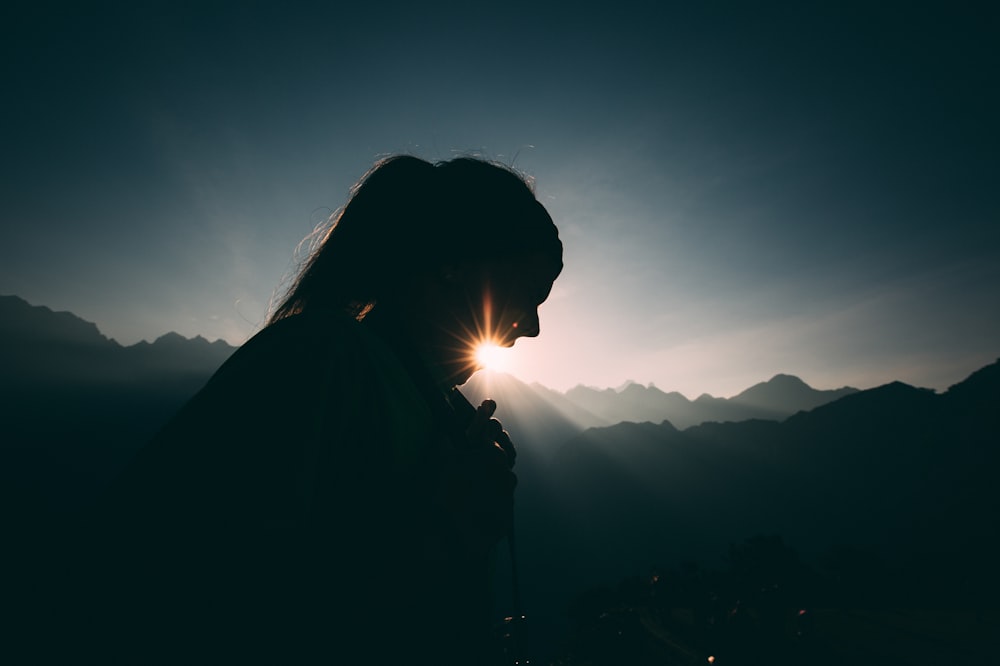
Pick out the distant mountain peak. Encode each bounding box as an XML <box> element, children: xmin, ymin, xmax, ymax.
<box><xmin>153</xmin><ymin>331</ymin><xmax>187</xmax><ymax>344</ymax></box>
<box><xmin>767</xmin><ymin>373</ymin><xmax>809</xmax><ymax>386</ymax></box>
<box><xmin>145</xmin><ymin>331</ymin><xmax>232</xmax><ymax>349</ymax></box>
<box><xmin>732</xmin><ymin>373</ymin><xmax>859</xmax><ymax>414</ymax></box>
<box><xmin>944</xmin><ymin>357</ymin><xmax>1000</xmax><ymax>402</ymax></box>
<box><xmin>566</xmin><ymin>384</ymin><xmax>616</xmax><ymax>397</ymax></box>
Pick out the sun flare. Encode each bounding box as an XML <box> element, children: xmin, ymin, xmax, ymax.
<box><xmin>474</xmin><ymin>342</ymin><xmax>510</xmax><ymax>372</ymax></box>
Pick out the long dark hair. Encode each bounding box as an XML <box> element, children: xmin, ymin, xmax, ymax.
<box><xmin>267</xmin><ymin>155</ymin><xmax>562</xmax><ymax>325</ymax></box>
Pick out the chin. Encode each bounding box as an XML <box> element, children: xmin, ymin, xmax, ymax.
<box><xmin>497</xmin><ymin>335</ymin><xmax>517</xmax><ymax>348</ymax></box>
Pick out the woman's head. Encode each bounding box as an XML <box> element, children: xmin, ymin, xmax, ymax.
<box><xmin>269</xmin><ymin>155</ymin><xmax>562</xmax><ymax>380</ymax></box>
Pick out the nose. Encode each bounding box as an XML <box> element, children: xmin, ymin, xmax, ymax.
<box><xmin>513</xmin><ymin>309</ymin><xmax>540</xmax><ymax>338</ymax></box>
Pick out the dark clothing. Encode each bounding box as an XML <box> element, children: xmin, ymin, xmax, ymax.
<box><xmin>50</xmin><ymin>311</ymin><xmax>503</xmax><ymax>664</ymax></box>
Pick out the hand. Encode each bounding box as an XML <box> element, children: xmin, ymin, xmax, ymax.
<box><xmin>465</xmin><ymin>399</ymin><xmax>517</xmax><ymax>469</ymax></box>
<box><xmin>438</xmin><ymin>399</ymin><xmax>517</xmax><ymax>554</ymax></box>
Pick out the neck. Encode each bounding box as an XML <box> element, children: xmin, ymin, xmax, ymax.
<box><xmin>362</xmin><ymin>306</ymin><xmax>471</xmax><ymax>391</ymax></box>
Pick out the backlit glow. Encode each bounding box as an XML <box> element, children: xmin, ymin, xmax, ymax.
<box><xmin>448</xmin><ymin>290</ymin><xmax>520</xmax><ymax>378</ymax></box>
<box><xmin>475</xmin><ymin>342</ymin><xmax>510</xmax><ymax>372</ymax></box>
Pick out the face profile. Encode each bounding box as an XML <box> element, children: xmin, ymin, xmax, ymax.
<box><xmin>477</xmin><ymin>253</ymin><xmax>559</xmax><ymax>345</ymax></box>
<box><xmin>416</xmin><ymin>250</ymin><xmax>561</xmax><ymax>386</ymax></box>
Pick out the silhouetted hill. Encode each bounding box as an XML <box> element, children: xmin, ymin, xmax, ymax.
<box><xmin>521</xmin><ymin>361</ymin><xmax>1000</xmax><ymax>615</ymax></box>
<box><xmin>1</xmin><ymin>295</ymin><xmax>236</xmax><ymax>519</ymax></box>
<box><xmin>940</xmin><ymin>357</ymin><xmax>1000</xmax><ymax>416</ymax></box>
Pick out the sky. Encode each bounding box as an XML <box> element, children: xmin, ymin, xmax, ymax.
<box><xmin>2</xmin><ymin>1</ymin><xmax>997</xmax><ymax>398</ymax></box>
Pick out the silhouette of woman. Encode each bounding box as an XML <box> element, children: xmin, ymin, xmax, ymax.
<box><xmin>64</xmin><ymin>156</ymin><xmax>562</xmax><ymax>664</ymax></box>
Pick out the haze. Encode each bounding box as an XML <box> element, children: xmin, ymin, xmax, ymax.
<box><xmin>2</xmin><ymin>3</ymin><xmax>996</xmax><ymax>398</ymax></box>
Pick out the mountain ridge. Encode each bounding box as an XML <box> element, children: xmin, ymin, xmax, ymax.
<box><xmin>0</xmin><ymin>294</ymin><xmax>234</xmax><ymax>349</ymax></box>
<box><xmin>554</xmin><ymin>372</ymin><xmax>860</xmax><ymax>429</ymax></box>
<box><xmin>4</xmin><ymin>294</ymin><xmax>860</xmax><ymax>427</ymax></box>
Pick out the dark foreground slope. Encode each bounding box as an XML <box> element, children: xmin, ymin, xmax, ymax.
<box><xmin>521</xmin><ymin>364</ymin><xmax>999</xmax><ymax>606</ymax></box>
<box><xmin>515</xmin><ymin>363</ymin><xmax>999</xmax><ymax>664</ymax></box>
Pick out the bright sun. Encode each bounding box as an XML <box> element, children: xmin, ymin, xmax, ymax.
<box><xmin>475</xmin><ymin>343</ymin><xmax>510</xmax><ymax>372</ymax></box>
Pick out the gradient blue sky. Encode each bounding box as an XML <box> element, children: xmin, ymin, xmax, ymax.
<box><xmin>2</xmin><ymin>1</ymin><xmax>997</xmax><ymax>397</ymax></box>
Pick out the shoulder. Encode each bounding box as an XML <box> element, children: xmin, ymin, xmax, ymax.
<box><xmin>204</xmin><ymin>311</ymin><xmax>365</xmax><ymax>392</ymax></box>
<box><xmin>146</xmin><ymin>311</ymin><xmax>370</xmax><ymax>449</ymax></box>
<box><xmin>231</xmin><ymin>310</ymin><xmax>361</xmax><ymax>367</ymax></box>
<box><xmin>126</xmin><ymin>312</ymin><xmax>374</xmax><ymax>495</ymax></box>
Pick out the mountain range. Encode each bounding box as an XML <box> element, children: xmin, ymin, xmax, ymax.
<box><xmin>1</xmin><ymin>293</ymin><xmax>861</xmax><ymax>450</ymax></box>
<box><xmin>466</xmin><ymin>372</ymin><xmax>859</xmax><ymax>433</ymax></box>
<box><xmin>4</xmin><ymin>294</ymin><xmax>998</xmax><ymax>647</ymax></box>
<box><xmin>1</xmin><ymin>294</ymin><xmax>234</xmax><ymax>390</ymax></box>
